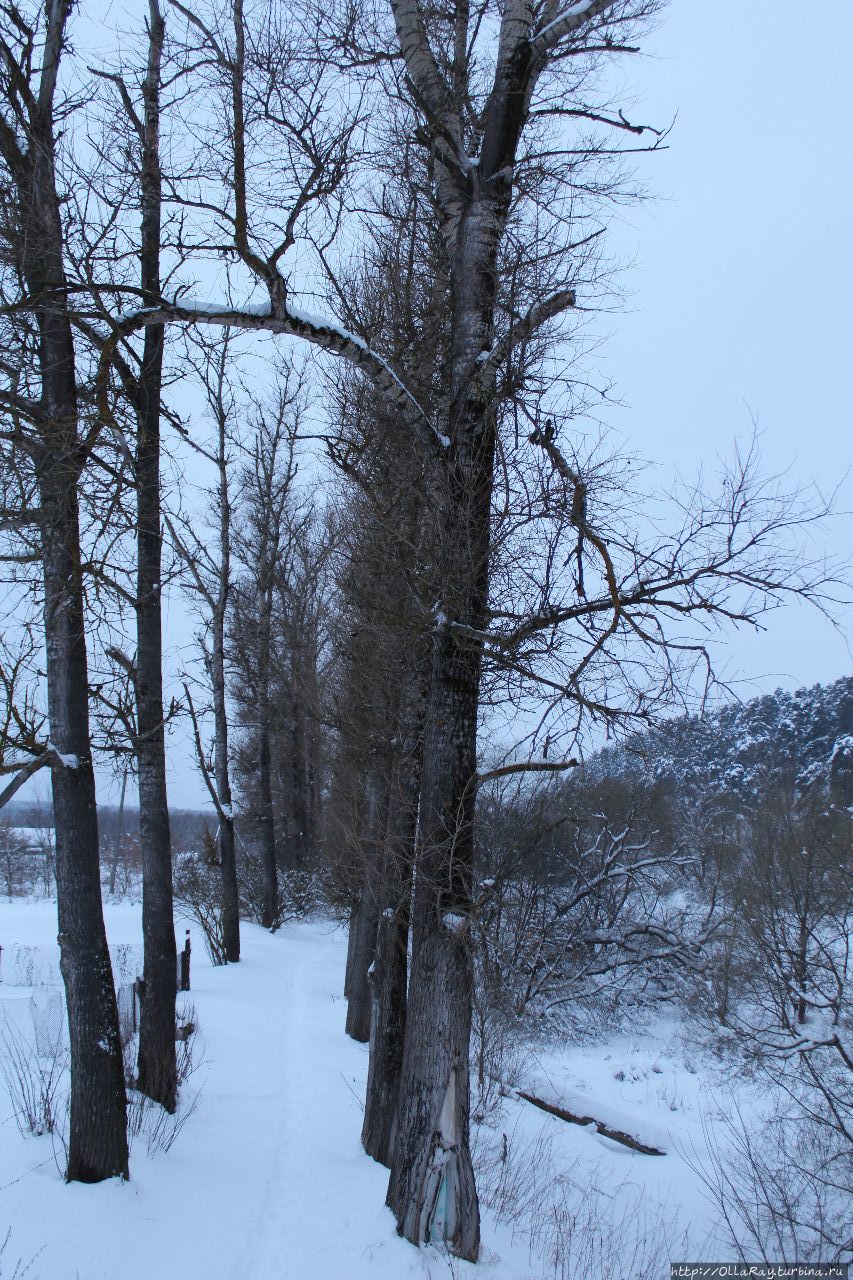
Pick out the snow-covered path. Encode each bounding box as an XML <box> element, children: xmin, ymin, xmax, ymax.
<box><xmin>217</xmin><ymin>921</ymin><xmax>413</xmax><ymax>1280</ymax></box>
<box><xmin>0</xmin><ymin>909</ymin><xmax>503</xmax><ymax>1280</ymax></box>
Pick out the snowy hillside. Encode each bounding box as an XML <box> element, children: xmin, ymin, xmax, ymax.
<box><xmin>588</xmin><ymin>676</ymin><xmax>853</xmax><ymax>800</ymax></box>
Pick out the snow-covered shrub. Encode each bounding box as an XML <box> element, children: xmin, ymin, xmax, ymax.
<box><xmin>121</xmin><ymin>1003</ymin><xmax>203</xmax><ymax>1156</ymax></box>
<box><xmin>126</xmin><ymin>1085</ymin><xmax>201</xmax><ymax>1157</ymax></box>
<box><xmin>726</xmin><ymin>792</ymin><xmax>850</xmax><ymax>1039</ymax></box>
<box><xmin>677</xmin><ymin>791</ymin><xmax>852</xmax><ymax>1262</ymax></box>
<box><xmin>238</xmin><ymin>845</ymin><xmax>321</xmax><ymax>928</ymax></box>
<box><xmin>690</xmin><ymin>1084</ymin><xmax>852</xmax><ymax>1264</ymax></box>
<box><xmin>0</xmin><ymin>822</ymin><xmax>54</xmax><ymax>899</ymax></box>
<box><xmin>174</xmin><ymin>840</ymin><xmax>228</xmax><ymax>965</ymax></box>
<box><xmin>470</xmin><ymin>982</ymin><xmax>524</xmax><ymax>1122</ymax></box>
<box><xmin>175</xmin><ymin>1001</ymin><xmax>203</xmax><ymax>1089</ymax></box>
<box><xmin>472</xmin><ymin>778</ymin><xmax>699</xmax><ymax>1036</ymax></box>
<box><xmin>277</xmin><ymin>868</ymin><xmax>322</xmax><ymax>921</ymax></box>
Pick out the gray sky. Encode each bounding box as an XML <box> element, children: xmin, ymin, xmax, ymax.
<box><xmin>16</xmin><ymin>0</ymin><xmax>853</xmax><ymax>812</ymax></box>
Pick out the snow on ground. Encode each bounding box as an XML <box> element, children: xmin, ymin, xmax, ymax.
<box><xmin>0</xmin><ymin>901</ymin><xmax>730</xmax><ymax>1279</ymax></box>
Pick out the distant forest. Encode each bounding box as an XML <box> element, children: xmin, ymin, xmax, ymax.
<box><xmin>588</xmin><ymin>675</ymin><xmax>853</xmax><ymax>803</ymax></box>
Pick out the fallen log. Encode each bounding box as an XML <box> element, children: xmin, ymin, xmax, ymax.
<box><xmin>517</xmin><ymin>1090</ymin><xmax>666</xmax><ymax>1156</ymax></box>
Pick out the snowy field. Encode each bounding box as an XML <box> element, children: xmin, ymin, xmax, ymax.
<box><xmin>0</xmin><ymin>901</ymin><xmax>734</xmax><ymax>1279</ymax></box>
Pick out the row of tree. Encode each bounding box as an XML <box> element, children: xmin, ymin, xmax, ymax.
<box><xmin>0</xmin><ymin>0</ymin><xmax>840</xmax><ymax>1258</ymax></box>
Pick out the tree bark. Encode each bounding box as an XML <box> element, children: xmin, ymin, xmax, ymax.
<box><xmin>344</xmin><ymin>899</ymin><xmax>358</xmax><ymax>998</ymax></box>
<box><xmin>212</xmin><ymin>397</ymin><xmax>240</xmax><ymax>962</ymax></box>
<box><xmin>107</xmin><ymin>767</ymin><xmax>128</xmax><ymax>896</ymax></box>
<box><xmin>345</xmin><ymin>773</ymin><xmax>390</xmax><ymax>1041</ymax></box>
<box><xmin>362</xmin><ymin>686</ymin><xmax>422</xmax><ymax>1164</ymax></box>
<box><xmin>257</xmin><ymin>584</ymin><xmax>278</xmax><ymax>928</ymax></box>
<box><xmin>386</xmin><ymin>617</ymin><xmax>485</xmax><ymax>1260</ymax></box>
<box><xmin>45</xmin><ymin>477</ymin><xmax>130</xmax><ymax>1182</ymax></box>
<box><xmin>219</xmin><ymin>809</ymin><xmax>240</xmax><ymax>962</ymax></box>
<box><xmin>384</xmin><ymin>0</ymin><xmax>552</xmax><ymax>1241</ymax></box>
<box><xmin>290</xmin><ymin>698</ymin><xmax>311</xmax><ymax>869</ymax></box>
<box><xmin>14</xmin><ymin>0</ymin><xmax>130</xmax><ymax>1182</ymax></box>
<box><xmin>362</xmin><ymin>903</ymin><xmax>409</xmax><ymax>1166</ymax></box>
<box><xmin>134</xmin><ymin>0</ymin><xmax>177</xmax><ymax>1113</ymax></box>
<box><xmin>386</xmin><ymin>165</ymin><xmax>511</xmax><ymax>1265</ymax></box>
<box><xmin>345</xmin><ymin>888</ymin><xmax>380</xmax><ymax>1043</ymax></box>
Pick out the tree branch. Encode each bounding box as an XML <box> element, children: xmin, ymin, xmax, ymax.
<box><xmin>476</xmin><ymin>759</ymin><xmax>579</xmax><ymax>785</ymax></box>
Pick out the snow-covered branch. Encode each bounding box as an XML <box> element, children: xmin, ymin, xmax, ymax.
<box><xmin>93</xmin><ymin>299</ymin><xmax>446</xmax><ymax>461</ymax></box>
<box><xmin>477</xmin><ymin>288</ymin><xmax>576</xmax><ymax>384</ymax></box>
<box><xmin>531</xmin><ymin>0</ymin><xmax>620</xmax><ymax>59</ymax></box>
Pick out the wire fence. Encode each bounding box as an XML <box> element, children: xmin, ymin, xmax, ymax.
<box><xmin>0</xmin><ymin>937</ymin><xmax>190</xmax><ymax>1052</ymax></box>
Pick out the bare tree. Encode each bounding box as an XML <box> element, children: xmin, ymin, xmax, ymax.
<box><xmin>87</xmin><ymin>0</ymin><xmax>179</xmax><ymax>1112</ymax></box>
<box><xmin>129</xmin><ymin>0</ymin><xmax>178</xmax><ymax>1115</ymax></box>
<box><xmin>171</xmin><ymin>333</ymin><xmax>241</xmax><ymax>962</ymax></box>
<box><xmin>140</xmin><ymin>1</ymin><xmax>837</xmax><ymax>1254</ymax></box>
<box><xmin>0</xmin><ymin>0</ymin><xmax>128</xmax><ymax>1180</ymax></box>
<box><xmin>230</xmin><ymin>383</ymin><xmax>301</xmax><ymax>926</ymax></box>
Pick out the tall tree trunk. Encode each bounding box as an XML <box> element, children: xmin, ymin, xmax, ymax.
<box><xmin>385</xmin><ymin>620</ymin><xmax>484</xmax><ymax>1260</ymax></box>
<box><xmin>344</xmin><ymin>899</ymin><xmax>359</xmax><ymax>997</ymax></box>
<box><xmin>291</xmin><ymin>719</ymin><xmax>309</xmax><ymax>868</ymax></box>
<box><xmin>107</xmin><ymin>766</ymin><xmax>128</xmax><ymax>896</ymax></box>
<box><xmin>345</xmin><ymin>889</ymin><xmax>380</xmax><ymax>1042</ymax></box>
<box><xmin>362</xmin><ymin>688</ymin><xmax>423</xmax><ymax>1165</ymax></box>
<box><xmin>219</xmin><ymin>810</ymin><xmax>239</xmax><ymax>961</ymax></box>
<box><xmin>212</xmin><ymin>401</ymin><xmax>240</xmax><ymax>962</ymax></box>
<box><xmin>258</xmin><ymin>586</ymin><xmax>278</xmax><ymax>928</ymax></box>
<box><xmin>387</xmin><ymin>186</ymin><xmax>507</xmax><ymax>1259</ymax></box>
<box><xmin>21</xmin><ymin>0</ymin><xmax>129</xmax><ymax>1182</ymax></box>
<box><xmin>345</xmin><ymin>775</ymin><xmax>387</xmax><ymax>1041</ymax></box>
<box><xmin>290</xmin><ymin>645</ymin><xmax>313</xmax><ymax>869</ymax></box>
<box><xmin>135</xmin><ymin>0</ymin><xmax>177</xmax><ymax>1113</ymax></box>
<box><xmin>257</xmin><ymin>713</ymin><xmax>278</xmax><ymax>926</ymax></box>
<box><xmin>43</xmin><ymin>473</ymin><xmax>130</xmax><ymax>1182</ymax></box>
<box><xmin>362</xmin><ymin>901</ymin><xmax>409</xmax><ymax>1166</ymax></box>
<box><xmin>213</xmin><ymin>623</ymin><xmax>239</xmax><ymax>960</ymax></box>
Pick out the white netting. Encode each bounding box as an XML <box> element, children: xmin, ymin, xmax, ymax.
<box><xmin>29</xmin><ymin>989</ymin><xmax>65</xmax><ymax>1054</ymax></box>
<box><xmin>116</xmin><ymin>983</ymin><xmax>137</xmax><ymax>1046</ymax></box>
<box><xmin>0</xmin><ymin>944</ymin><xmax>57</xmax><ymax>987</ymax></box>
<box><xmin>0</xmin><ymin>942</ymin><xmax>143</xmax><ymax>987</ymax></box>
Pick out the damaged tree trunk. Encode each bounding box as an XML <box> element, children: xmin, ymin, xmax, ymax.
<box><xmin>385</xmin><ymin>115</ymin><xmax>509</xmax><ymax>1263</ymax></box>
<box><xmin>386</xmin><ymin>601</ymin><xmax>487</xmax><ymax>1260</ymax></box>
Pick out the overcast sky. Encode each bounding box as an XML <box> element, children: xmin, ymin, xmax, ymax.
<box><xmin>601</xmin><ymin>0</ymin><xmax>852</xmax><ymax>687</ymax></box>
<box><xmin>16</xmin><ymin>0</ymin><xmax>853</xmax><ymax>812</ymax></box>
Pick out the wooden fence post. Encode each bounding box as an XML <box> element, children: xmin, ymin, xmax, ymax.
<box><xmin>180</xmin><ymin>930</ymin><xmax>191</xmax><ymax>992</ymax></box>
<box><xmin>133</xmin><ymin>976</ymin><xmax>145</xmax><ymax>1034</ymax></box>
